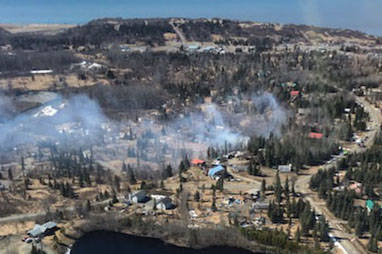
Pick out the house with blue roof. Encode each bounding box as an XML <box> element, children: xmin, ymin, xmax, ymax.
<box><xmin>208</xmin><ymin>165</ymin><xmax>225</xmax><ymax>179</ymax></box>
<box><xmin>366</xmin><ymin>199</ymin><xmax>375</xmax><ymax>213</ymax></box>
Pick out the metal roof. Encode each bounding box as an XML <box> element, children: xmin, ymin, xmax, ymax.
<box><xmin>43</xmin><ymin>221</ymin><xmax>57</xmax><ymax>230</ymax></box>
<box><xmin>208</xmin><ymin>165</ymin><xmax>224</xmax><ymax>176</ymax></box>
<box><xmin>28</xmin><ymin>225</ymin><xmax>45</xmax><ymax>237</ymax></box>
<box><xmin>28</xmin><ymin>221</ymin><xmax>57</xmax><ymax>237</ymax></box>
<box><xmin>366</xmin><ymin>200</ymin><xmax>374</xmax><ymax>210</ymax></box>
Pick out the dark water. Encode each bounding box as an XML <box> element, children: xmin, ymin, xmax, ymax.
<box><xmin>71</xmin><ymin>231</ymin><xmax>255</xmax><ymax>254</ymax></box>
<box><xmin>1</xmin><ymin>0</ymin><xmax>382</xmax><ymax>36</ymax></box>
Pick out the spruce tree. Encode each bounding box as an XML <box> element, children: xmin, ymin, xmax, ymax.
<box><xmin>194</xmin><ymin>191</ymin><xmax>200</xmax><ymax>202</ymax></box>
<box><xmin>274</xmin><ymin>171</ymin><xmax>283</xmax><ymax>203</ymax></box>
<box><xmin>127</xmin><ymin>165</ymin><xmax>136</xmax><ymax>184</ymax></box>
<box><xmin>296</xmin><ymin>226</ymin><xmax>301</xmax><ymax>243</ymax></box>
<box><xmin>261</xmin><ymin>179</ymin><xmax>266</xmax><ymax>194</ymax></box>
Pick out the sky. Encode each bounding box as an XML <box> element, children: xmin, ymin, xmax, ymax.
<box><xmin>0</xmin><ymin>0</ymin><xmax>382</xmax><ymax>36</ymax></box>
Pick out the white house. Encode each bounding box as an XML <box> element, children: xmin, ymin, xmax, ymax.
<box><xmin>278</xmin><ymin>164</ymin><xmax>292</xmax><ymax>173</ymax></box>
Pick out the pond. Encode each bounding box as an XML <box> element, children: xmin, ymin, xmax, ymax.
<box><xmin>71</xmin><ymin>231</ymin><xmax>256</xmax><ymax>254</ymax></box>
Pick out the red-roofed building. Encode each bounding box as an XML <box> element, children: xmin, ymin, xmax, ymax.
<box><xmin>191</xmin><ymin>159</ymin><xmax>205</xmax><ymax>166</ymax></box>
<box><xmin>290</xmin><ymin>90</ymin><xmax>300</xmax><ymax>97</ymax></box>
<box><xmin>308</xmin><ymin>132</ymin><xmax>324</xmax><ymax>139</ymax></box>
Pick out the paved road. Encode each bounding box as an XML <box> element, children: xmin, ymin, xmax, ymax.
<box><xmin>223</xmin><ymin>94</ymin><xmax>382</xmax><ymax>254</ymax></box>
<box><xmin>295</xmin><ymin>95</ymin><xmax>382</xmax><ymax>254</ymax></box>
<box><xmin>170</xmin><ymin>19</ymin><xmax>187</xmax><ymax>45</ymax></box>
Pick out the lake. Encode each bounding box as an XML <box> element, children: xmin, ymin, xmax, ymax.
<box><xmin>71</xmin><ymin>231</ymin><xmax>256</xmax><ymax>254</ymax></box>
<box><xmin>0</xmin><ymin>0</ymin><xmax>382</xmax><ymax>36</ymax></box>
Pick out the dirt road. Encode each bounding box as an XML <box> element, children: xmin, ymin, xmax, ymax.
<box><xmin>0</xmin><ymin>194</ymin><xmax>124</xmax><ymax>225</ymax></box>
<box><xmin>295</xmin><ymin>95</ymin><xmax>382</xmax><ymax>254</ymax></box>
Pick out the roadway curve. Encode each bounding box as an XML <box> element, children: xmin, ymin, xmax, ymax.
<box><xmin>295</xmin><ymin>95</ymin><xmax>382</xmax><ymax>254</ymax></box>
<box><xmin>170</xmin><ymin>19</ymin><xmax>187</xmax><ymax>45</ymax></box>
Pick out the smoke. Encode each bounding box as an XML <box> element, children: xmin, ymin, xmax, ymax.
<box><xmin>0</xmin><ymin>90</ymin><xmax>287</xmax><ymax>166</ymax></box>
<box><xmin>0</xmin><ymin>93</ymin><xmax>107</xmax><ymax>150</ymax></box>
<box><xmin>127</xmin><ymin>91</ymin><xmax>288</xmax><ymax>162</ymax></box>
<box><xmin>250</xmin><ymin>92</ymin><xmax>287</xmax><ymax>137</ymax></box>
<box><xmin>168</xmin><ymin>103</ymin><xmax>248</xmax><ymax>147</ymax></box>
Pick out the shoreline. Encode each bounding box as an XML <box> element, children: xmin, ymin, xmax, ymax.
<box><xmin>55</xmin><ymin>215</ymin><xmax>271</xmax><ymax>254</ymax></box>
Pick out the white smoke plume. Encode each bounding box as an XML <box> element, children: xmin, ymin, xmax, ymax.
<box><xmin>0</xmin><ymin>91</ymin><xmax>287</xmax><ymax>167</ymax></box>
<box><xmin>0</xmin><ymin>93</ymin><xmax>107</xmax><ymax>150</ymax></box>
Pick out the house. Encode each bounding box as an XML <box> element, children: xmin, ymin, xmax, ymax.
<box><xmin>119</xmin><ymin>44</ymin><xmax>130</xmax><ymax>52</ymax></box>
<box><xmin>27</xmin><ymin>221</ymin><xmax>58</xmax><ymax>238</ymax></box>
<box><xmin>208</xmin><ymin>165</ymin><xmax>225</xmax><ymax>179</ymax></box>
<box><xmin>290</xmin><ymin>90</ymin><xmax>300</xmax><ymax>97</ymax></box>
<box><xmin>366</xmin><ymin>200</ymin><xmax>375</xmax><ymax>213</ymax></box>
<box><xmin>224</xmin><ymin>197</ymin><xmax>242</xmax><ymax>206</ymax></box>
<box><xmin>88</xmin><ymin>63</ymin><xmax>103</xmax><ymax>70</ymax></box>
<box><xmin>30</xmin><ymin>70</ymin><xmax>53</xmax><ymax>75</ymax></box>
<box><xmin>28</xmin><ymin>225</ymin><xmax>46</xmax><ymax>237</ymax></box>
<box><xmin>253</xmin><ymin>201</ymin><xmax>269</xmax><ymax>210</ymax></box>
<box><xmin>128</xmin><ymin>190</ymin><xmax>148</xmax><ymax>203</ymax></box>
<box><xmin>245</xmin><ymin>188</ymin><xmax>260</xmax><ymax>197</ymax></box>
<box><xmin>0</xmin><ymin>44</ymin><xmax>12</xmax><ymax>51</ymax></box>
<box><xmin>367</xmin><ymin>88</ymin><xmax>382</xmax><ymax>102</ymax></box>
<box><xmin>278</xmin><ymin>164</ymin><xmax>292</xmax><ymax>173</ymax></box>
<box><xmin>201</xmin><ymin>46</ymin><xmax>217</xmax><ymax>53</ymax></box>
<box><xmin>231</xmin><ymin>165</ymin><xmax>248</xmax><ymax>173</ymax></box>
<box><xmin>43</xmin><ymin>221</ymin><xmax>57</xmax><ymax>229</ymax></box>
<box><xmin>186</xmin><ymin>45</ymin><xmax>200</xmax><ymax>52</ymax></box>
<box><xmin>156</xmin><ymin>197</ymin><xmax>175</xmax><ymax>210</ymax></box>
<box><xmin>191</xmin><ymin>159</ymin><xmax>205</xmax><ymax>166</ymax></box>
<box><xmin>308</xmin><ymin>132</ymin><xmax>324</xmax><ymax>139</ymax></box>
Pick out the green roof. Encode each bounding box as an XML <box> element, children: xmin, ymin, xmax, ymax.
<box><xmin>366</xmin><ymin>200</ymin><xmax>374</xmax><ymax>210</ymax></box>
